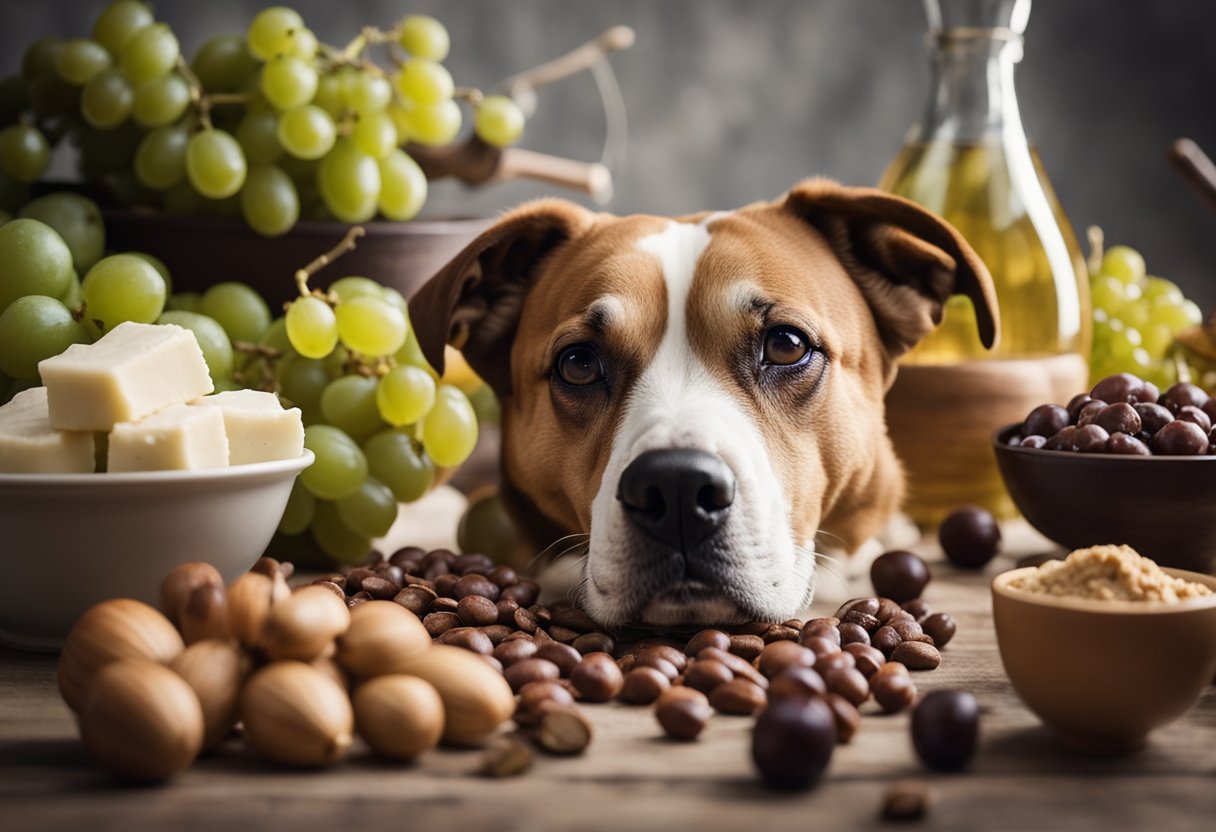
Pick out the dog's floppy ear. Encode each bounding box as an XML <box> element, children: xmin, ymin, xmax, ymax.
<box><xmin>783</xmin><ymin>178</ymin><xmax>999</xmax><ymax>360</ymax></box>
<box><xmin>408</xmin><ymin>199</ymin><xmax>593</xmax><ymax>396</ymax></box>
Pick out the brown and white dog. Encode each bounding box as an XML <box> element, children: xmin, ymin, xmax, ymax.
<box><xmin>409</xmin><ymin>179</ymin><xmax>998</xmax><ymax>628</ymax></box>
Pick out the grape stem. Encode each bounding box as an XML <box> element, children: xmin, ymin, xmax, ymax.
<box><xmin>175</xmin><ymin>56</ymin><xmax>255</xmax><ymax>130</ymax></box>
<box><xmin>293</xmin><ymin>226</ymin><xmax>367</xmax><ymax>299</ymax></box>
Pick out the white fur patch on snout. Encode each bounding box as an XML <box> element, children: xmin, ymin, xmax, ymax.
<box><xmin>579</xmin><ymin>217</ymin><xmax>816</xmax><ymax>627</ymax></box>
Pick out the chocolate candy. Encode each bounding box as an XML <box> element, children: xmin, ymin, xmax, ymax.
<box><xmin>870</xmin><ymin>551</ymin><xmax>930</xmax><ymax>603</ymax></box>
<box><xmin>1176</xmin><ymin>405</ymin><xmax>1212</xmax><ymax>434</ymax></box>
<box><xmin>1073</xmin><ymin>424</ymin><xmax>1110</xmax><ymax>453</ymax></box>
<box><xmin>1160</xmin><ymin>382</ymin><xmax>1209</xmax><ymax>414</ymax></box>
<box><xmin>1106</xmin><ymin>433</ymin><xmax>1151</xmax><ymax>455</ymax></box>
<box><xmin>939</xmin><ymin>506</ymin><xmax>1001</xmax><ymax>569</ymax></box>
<box><xmin>1022</xmin><ymin>404</ymin><xmax>1068</xmax><ymax>438</ymax></box>
<box><xmin>1092</xmin><ymin>402</ymin><xmax>1141</xmax><ymax>436</ymax></box>
<box><xmin>911</xmin><ymin>690</ymin><xmax>979</xmax><ymax>771</ymax></box>
<box><xmin>1091</xmin><ymin>373</ymin><xmax>1154</xmax><ymax>405</ymax></box>
<box><xmin>1151</xmin><ymin>420</ymin><xmax>1209</xmax><ymax>455</ymax></box>
<box><xmin>1134</xmin><ymin>402</ymin><xmax>1173</xmax><ymax>434</ymax></box>
<box><xmin>751</xmin><ymin>695</ymin><xmax>836</xmax><ymax>790</ymax></box>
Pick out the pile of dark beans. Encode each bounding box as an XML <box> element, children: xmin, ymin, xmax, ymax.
<box><xmin>311</xmin><ymin>544</ymin><xmax>966</xmax><ymax>789</ymax></box>
<box><xmin>1012</xmin><ymin>373</ymin><xmax>1216</xmax><ymax>456</ymax></box>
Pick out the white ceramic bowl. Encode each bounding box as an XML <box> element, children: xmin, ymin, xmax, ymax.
<box><xmin>0</xmin><ymin>450</ymin><xmax>313</xmax><ymax>651</ymax></box>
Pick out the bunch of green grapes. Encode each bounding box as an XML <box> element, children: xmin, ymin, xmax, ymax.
<box><xmin>268</xmin><ymin>272</ymin><xmax>481</xmax><ymax>563</ymax></box>
<box><xmin>0</xmin><ymin>2</ymin><xmax>528</xmax><ymax>237</ymax></box>
<box><xmin>1089</xmin><ymin>244</ymin><xmax>1205</xmax><ymax>390</ymax></box>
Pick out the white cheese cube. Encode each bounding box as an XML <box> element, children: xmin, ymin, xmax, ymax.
<box><xmin>0</xmin><ymin>387</ymin><xmax>95</xmax><ymax>473</ymax></box>
<box><xmin>108</xmin><ymin>404</ymin><xmax>229</xmax><ymax>472</ymax></box>
<box><xmin>39</xmin><ymin>322</ymin><xmax>213</xmax><ymax>432</ymax></box>
<box><xmin>191</xmin><ymin>389</ymin><xmax>305</xmax><ymax>465</ymax></box>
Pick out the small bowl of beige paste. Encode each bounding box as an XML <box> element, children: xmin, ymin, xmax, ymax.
<box><xmin>993</xmin><ymin>545</ymin><xmax>1216</xmax><ymax>754</ymax></box>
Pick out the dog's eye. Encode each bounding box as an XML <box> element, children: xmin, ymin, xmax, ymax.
<box><xmin>762</xmin><ymin>326</ymin><xmax>811</xmax><ymax>366</ymax></box>
<box><xmin>556</xmin><ymin>344</ymin><xmax>605</xmax><ymax>386</ymax></box>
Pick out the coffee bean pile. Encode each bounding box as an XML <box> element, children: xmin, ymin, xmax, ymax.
<box><xmin>1011</xmin><ymin>374</ymin><xmax>1216</xmax><ymax>455</ymax></box>
<box><xmin>312</xmin><ymin>546</ymin><xmax>955</xmax><ymax>758</ymax></box>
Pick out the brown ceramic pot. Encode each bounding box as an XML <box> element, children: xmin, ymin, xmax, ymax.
<box><xmin>992</xmin><ymin>566</ymin><xmax>1216</xmax><ymax>754</ymax></box>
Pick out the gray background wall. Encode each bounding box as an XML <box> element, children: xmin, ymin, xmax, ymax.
<box><xmin>5</xmin><ymin>0</ymin><xmax>1216</xmax><ymax>308</ymax></box>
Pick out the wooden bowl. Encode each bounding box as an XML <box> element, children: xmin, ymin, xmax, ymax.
<box><xmin>993</xmin><ymin>424</ymin><xmax>1216</xmax><ymax>573</ymax></box>
<box><xmin>103</xmin><ymin>210</ymin><xmax>490</xmax><ymax>306</ymax></box>
<box><xmin>992</xmin><ymin>566</ymin><xmax>1216</xmax><ymax>754</ymax></box>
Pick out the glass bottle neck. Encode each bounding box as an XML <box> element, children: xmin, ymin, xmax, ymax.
<box><xmin>913</xmin><ymin>31</ymin><xmax>1027</xmax><ymax>147</ymax></box>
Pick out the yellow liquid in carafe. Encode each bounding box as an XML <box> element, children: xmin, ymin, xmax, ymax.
<box><xmin>878</xmin><ymin>140</ymin><xmax>1090</xmax><ymax>363</ymax></box>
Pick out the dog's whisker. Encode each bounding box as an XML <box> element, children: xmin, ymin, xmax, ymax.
<box><xmin>813</xmin><ymin>528</ymin><xmax>847</xmax><ymax>549</ymax></box>
<box><xmin>809</xmin><ymin>550</ymin><xmax>850</xmax><ymax>593</ymax></box>
<box><xmin>549</xmin><ymin>540</ymin><xmax>590</xmax><ymax>563</ymax></box>
<box><xmin>526</xmin><ymin>532</ymin><xmax>591</xmax><ymax>569</ymax></box>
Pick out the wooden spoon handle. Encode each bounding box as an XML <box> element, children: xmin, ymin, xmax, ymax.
<box><xmin>501</xmin><ymin>26</ymin><xmax>636</xmax><ymax>96</ymax></box>
<box><xmin>1169</xmin><ymin>138</ymin><xmax>1216</xmax><ymax>216</ymax></box>
<box><xmin>494</xmin><ymin>147</ymin><xmax>613</xmax><ymax>203</ymax></box>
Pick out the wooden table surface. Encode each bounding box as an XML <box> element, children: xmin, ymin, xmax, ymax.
<box><xmin>2</xmin><ymin>523</ymin><xmax>1214</xmax><ymax>832</ymax></box>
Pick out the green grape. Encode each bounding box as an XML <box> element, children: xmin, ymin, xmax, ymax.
<box><xmin>285</xmin><ymin>295</ymin><xmax>337</xmax><ymax>358</ymax></box>
<box><xmin>1151</xmin><ymin>296</ymin><xmax>1203</xmax><ymax>333</ymax></box>
<box><xmin>364</xmin><ymin>429</ymin><xmax>434</xmax><ymax>502</ymax></box>
<box><xmin>1099</xmin><ymin>245</ymin><xmax>1146</xmax><ymax>285</ymax></box>
<box><xmin>398</xmin><ymin>16</ymin><xmax>450</xmax><ymax>62</ymax></box>
<box><xmin>328</xmin><ymin>276</ymin><xmax>382</xmax><ymax>302</ymax></box>
<box><xmin>156</xmin><ymin>310</ymin><xmax>235</xmax><ymax>380</ymax></box>
<box><xmin>260</xmin><ymin>315</ymin><xmax>293</xmax><ymax>354</ymax></box>
<box><xmin>185</xmin><ymin>129</ymin><xmax>247</xmax><ymax>199</ymax></box>
<box><xmin>247</xmin><ymin>7</ymin><xmax>305</xmax><ymax>62</ymax></box>
<box><xmin>191</xmin><ymin>35</ymin><xmax>259</xmax><ymax>93</ymax></box>
<box><xmin>301</xmin><ymin>424</ymin><xmax>368</xmax><ymax>500</ymax></box>
<box><xmin>132</xmin><ymin>72</ymin><xmax>189</xmax><ymax>127</ymax></box>
<box><xmin>1140</xmin><ymin>322</ymin><xmax>1174</xmax><ymax>358</ymax></box>
<box><xmin>81</xmin><ymin>253</ymin><xmax>166</xmax><ymax>332</ymax></box>
<box><xmin>376</xmin><ymin>364</ymin><xmax>436</xmax><ymax>426</ymax></box>
<box><xmin>399</xmin><ymin>99</ymin><xmax>461</xmax><ymax>147</ymax></box>
<box><xmin>343</xmin><ymin>73</ymin><xmax>391</xmax><ymax>114</ymax></box>
<box><xmin>59</xmin><ymin>274</ymin><xmax>83</xmax><ymax>309</ymax></box>
<box><xmin>22</xmin><ymin>38</ymin><xmax>64</xmax><ymax>81</ymax></box>
<box><xmin>133</xmin><ymin>123</ymin><xmax>188</xmax><ymax>189</ymax></box>
<box><xmin>286</xmin><ymin>29</ymin><xmax>318</xmax><ymax>60</ymax></box>
<box><xmin>393</xmin><ymin>59</ymin><xmax>453</xmax><ymax>105</ymax></box>
<box><xmin>56</xmin><ymin>39</ymin><xmax>112</xmax><ymax>85</ymax></box>
<box><xmin>198</xmin><ymin>281</ymin><xmax>271</xmax><ymax>343</ymax></box>
<box><xmin>377</xmin><ymin>149</ymin><xmax>427</xmax><ymax>221</ymax></box>
<box><xmin>0</xmin><ymin>295</ymin><xmax>88</xmax><ymax>378</ymax></box>
<box><xmin>276</xmin><ymin>355</ymin><xmax>328</xmax><ymax>419</ymax></box>
<box><xmin>0</xmin><ymin>76</ymin><xmax>30</xmax><ymax>127</ymax></box>
<box><xmin>0</xmin><ymin>124</ymin><xmax>50</xmax><ymax>183</ymax></box>
<box><xmin>80</xmin><ymin>68</ymin><xmax>134</xmax><ymax>128</ymax></box>
<box><xmin>120</xmin><ymin>23</ymin><xmax>179</xmax><ymax>84</ymax></box>
<box><xmin>1108</xmin><ymin>326</ymin><xmax>1142</xmax><ymax>361</ymax></box>
<box><xmin>1090</xmin><ymin>275</ymin><xmax>1128</xmax><ymax>315</ymax></box>
<box><xmin>236</xmin><ymin>108</ymin><xmax>283</xmax><ymax>164</ymax></box>
<box><xmin>335</xmin><ymin>296</ymin><xmax>406</xmax><ymax>357</ymax></box>
<box><xmin>0</xmin><ymin>219</ymin><xmax>73</xmax><ymax>312</ymax></box>
<box><xmin>128</xmin><ymin>251</ymin><xmax>171</xmax><ymax>294</ymax></box>
<box><xmin>277</xmin><ymin>105</ymin><xmax>335</xmax><ymax>160</ymax></box>
<box><xmin>318</xmin><ymin>139</ymin><xmax>379</xmax><ymax>223</ymax></box>
<box><xmin>322</xmin><ymin>345</ymin><xmax>350</xmax><ymax>379</ymax></box>
<box><xmin>380</xmin><ymin>286</ymin><xmax>407</xmax><ymax>312</ymax></box>
<box><xmin>312</xmin><ymin>74</ymin><xmax>343</xmax><ymax>118</ymax></box>
<box><xmin>1120</xmin><ymin>299</ymin><xmax>1150</xmax><ymax>332</ymax></box>
<box><xmin>351</xmin><ymin>111</ymin><xmax>397</xmax><ymax>159</ymax></box>
<box><xmin>240</xmin><ymin>164</ymin><xmax>299</xmax><ymax>237</ymax></box>
<box><xmin>167</xmin><ymin>291</ymin><xmax>201</xmax><ymax>313</ymax></box>
<box><xmin>421</xmin><ymin>384</ymin><xmax>478</xmax><ymax>468</ymax></box>
<box><xmin>311</xmin><ymin>499</ymin><xmax>372</xmax><ymax>564</ymax></box>
<box><xmin>320</xmin><ymin>375</ymin><xmax>383</xmax><ymax>440</ymax></box>
<box><xmin>260</xmin><ymin>56</ymin><xmax>317</xmax><ymax>111</ymax></box>
<box><xmin>19</xmin><ymin>192</ymin><xmax>105</xmax><ymax>273</ymax></box>
<box><xmin>336</xmin><ymin>476</ymin><xmax>397</xmax><ymax>538</ymax></box>
<box><xmin>1142</xmin><ymin>276</ymin><xmax>1184</xmax><ymax>304</ymax></box>
<box><xmin>395</xmin><ymin>326</ymin><xmax>439</xmax><ymax>379</ymax></box>
<box><xmin>278</xmin><ymin>478</ymin><xmax>315</xmax><ymax>534</ymax></box>
<box><xmin>92</xmin><ymin>0</ymin><xmax>154</xmax><ymax>57</ymax></box>
<box><xmin>474</xmin><ymin>95</ymin><xmax>525</xmax><ymax>148</ymax></box>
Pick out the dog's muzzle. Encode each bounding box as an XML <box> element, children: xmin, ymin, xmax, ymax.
<box><xmin>616</xmin><ymin>449</ymin><xmax>736</xmax><ymax>552</ymax></box>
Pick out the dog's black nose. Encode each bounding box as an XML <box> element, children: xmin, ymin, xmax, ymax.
<box><xmin>617</xmin><ymin>449</ymin><xmax>736</xmax><ymax>552</ymax></box>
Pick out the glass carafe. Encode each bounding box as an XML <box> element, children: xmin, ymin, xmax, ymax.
<box><xmin>879</xmin><ymin>0</ymin><xmax>1090</xmax><ymax>525</ymax></box>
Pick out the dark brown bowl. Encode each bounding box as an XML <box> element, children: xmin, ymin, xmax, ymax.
<box><xmin>103</xmin><ymin>209</ymin><xmax>489</xmax><ymax>306</ymax></box>
<box><xmin>993</xmin><ymin>424</ymin><xmax>1216</xmax><ymax>573</ymax></box>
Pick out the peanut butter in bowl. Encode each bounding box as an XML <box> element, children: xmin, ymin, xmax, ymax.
<box><xmin>1005</xmin><ymin>544</ymin><xmax>1213</xmax><ymax>603</ymax></box>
